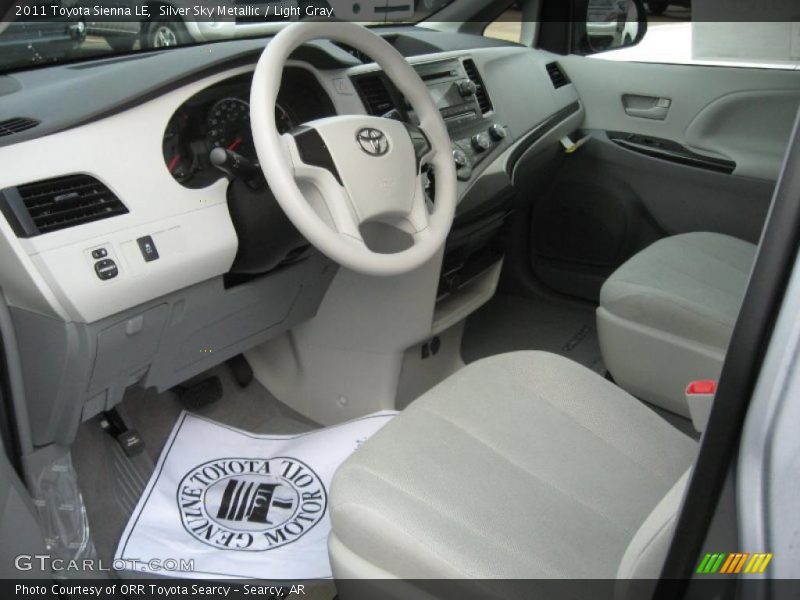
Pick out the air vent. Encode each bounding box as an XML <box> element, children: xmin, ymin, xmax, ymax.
<box><xmin>334</xmin><ymin>43</ymin><xmax>371</xmax><ymax>64</ymax></box>
<box><xmin>545</xmin><ymin>62</ymin><xmax>570</xmax><ymax>89</ymax></box>
<box><xmin>0</xmin><ymin>174</ymin><xmax>128</xmax><ymax>237</ymax></box>
<box><xmin>353</xmin><ymin>75</ymin><xmax>395</xmax><ymax>116</ymax></box>
<box><xmin>0</xmin><ymin>117</ymin><xmax>39</xmax><ymax>137</ymax></box>
<box><xmin>462</xmin><ymin>59</ymin><xmax>492</xmax><ymax>115</ymax></box>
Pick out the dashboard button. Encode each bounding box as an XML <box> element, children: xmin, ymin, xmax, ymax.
<box><xmin>91</xmin><ymin>248</ymin><xmax>108</xmax><ymax>259</ymax></box>
<box><xmin>94</xmin><ymin>259</ymin><xmax>118</xmax><ymax>281</ymax></box>
<box><xmin>137</xmin><ymin>236</ymin><xmax>159</xmax><ymax>262</ymax></box>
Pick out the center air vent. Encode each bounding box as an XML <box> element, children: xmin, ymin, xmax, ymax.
<box><xmin>545</xmin><ymin>62</ymin><xmax>570</xmax><ymax>89</ymax></box>
<box><xmin>334</xmin><ymin>43</ymin><xmax>372</xmax><ymax>64</ymax></box>
<box><xmin>462</xmin><ymin>59</ymin><xmax>493</xmax><ymax>115</ymax></box>
<box><xmin>352</xmin><ymin>74</ymin><xmax>396</xmax><ymax>116</ymax></box>
<box><xmin>0</xmin><ymin>174</ymin><xmax>128</xmax><ymax>237</ymax></box>
<box><xmin>0</xmin><ymin>117</ymin><xmax>39</xmax><ymax>138</ymax></box>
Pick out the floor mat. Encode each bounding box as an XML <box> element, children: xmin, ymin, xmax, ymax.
<box><xmin>462</xmin><ymin>294</ymin><xmax>605</xmax><ymax>373</ymax></box>
<box><xmin>74</xmin><ymin>363</ymin><xmax>322</xmax><ymax>565</ymax></box>
<box><xmin>114</xmin><ymin>411</ymin><xmax>395</xmax><ymax>580</ymax></box>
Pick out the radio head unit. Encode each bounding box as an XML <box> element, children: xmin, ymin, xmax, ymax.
<box><xmin>413</xmin><ymin>59</ymin><xmax>483</xmax><ymax>128</ymax></box>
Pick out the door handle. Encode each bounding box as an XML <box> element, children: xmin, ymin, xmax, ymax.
<box><xmin>622</xmin><ymin>94</ymin><xmax>671</xmax><ymax>121</ymax></box>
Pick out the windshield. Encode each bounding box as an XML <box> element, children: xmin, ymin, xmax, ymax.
<box><xmin>0</xmin><ymin>0</ymin><xmax>458</xmax><ymax>73</ymax></box>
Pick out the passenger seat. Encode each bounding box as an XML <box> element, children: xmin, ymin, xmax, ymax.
<box><xmin>329</xmin><ymin>352</ymin><xmax>696</xmax><ymax>582</ymax></box>
<box><xmin>597</xmin><ymin>232</ymin><xmax>756</xmax><ymax>416</ymax></box>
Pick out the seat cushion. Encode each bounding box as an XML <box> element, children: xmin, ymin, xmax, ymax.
<box><xmin>600</xmin><ymin>232</ymin><xmax>756</xmax><ymax>350</ymax></box>
<box><xmin>329</xmin><ymin>352</ymin><xmax>696</xmax><ymax>579</ymax></box>
<box><xmin>597</xmin><ymin>232</ymin><xmax>756</xmax><ymax>415</ymax></box>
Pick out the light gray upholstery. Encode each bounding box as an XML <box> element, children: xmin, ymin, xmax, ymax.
<box><xmin>329</xmin><ymin>352</ymin><xmax>696</xmax><ymax>580</ymax></box>
<box><xmin>598</xmin><ymin>232</ymin><xmax>756</xmax><ymax>416</ymax></box>
<box><xmin>616</xmin><ymin>470</ymin><xmax>690</xmax><ymax>580</ymax></box>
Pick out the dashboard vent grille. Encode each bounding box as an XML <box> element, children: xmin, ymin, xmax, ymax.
<box><xmin>8</xmin><ymin>174</ymin><xmax>128</xmax><ymax>236</ymax></box>
<box><xmin>352</xmin><ymin>75</ymin><xmax>395</xmax><ymax>116</ymax></box>
<box><xmin>334</xmin><ymin>43</ymin><xmax>372</xmax><ymax>64</ymax></box>
<box><xmin>462</xmin><ymin>59</ymin><xmax>492</xmax><ymax>114</ymax></box>
<box><xmin>545</xmin><ymin>62</ymin><xmax>570</xmax><ymax>89</ymax></box>
<box><xmin>0</xmin><ymin>117</ymin><xmax>39</xmax><ymax>137</ymax></box>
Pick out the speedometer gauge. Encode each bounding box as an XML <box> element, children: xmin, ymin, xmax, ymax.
<box><xmin>207</xmin><ymin>97</ymin><xmax>295</xmax><ymax>162</ymax></box>
<box><xmin>207</xmin><ymin>97</ymin><xmax>254</xmax><ymax>159</ymax></box>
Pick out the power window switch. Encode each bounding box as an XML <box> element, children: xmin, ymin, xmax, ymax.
<box><xmin>137</xmin><ymin>235</ymin><xmax>159</xmax><ymax>262</ymax></box>
<box><xmin>94</xmin><ymin>259</ymin><xmax>118</xmax><ymax>281</ymax></box>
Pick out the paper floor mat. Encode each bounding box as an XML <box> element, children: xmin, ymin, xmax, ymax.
<box><xmin>115</xmin><ymin>410</ymin><xmax>395</xmax><ymax>579</ymax></box>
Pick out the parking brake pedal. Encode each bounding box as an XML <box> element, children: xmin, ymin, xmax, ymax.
<box><xmin>174</xmin><ymin>376</ymin><xmax>223</xmax><ymax>410</ymax></box>
<box><xmin>101</xmin><ymin>408</ymin><xmax>145</xmax><ymax>457</ymax></box>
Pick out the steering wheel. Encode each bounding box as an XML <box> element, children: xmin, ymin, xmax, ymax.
<box><xmin>250</xmin><ymin>22</ymin><xmax>457</xmax><ymax>276</ymax></box>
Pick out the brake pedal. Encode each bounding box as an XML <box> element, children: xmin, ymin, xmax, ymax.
<box><xmin>174</xmin><ymin>376</ymin><xmax>223</xmax><ymax>410</ymax></box>
<box><xmin>101</xmin><ymin>408</ymin><xmax>145</xmax><ymax>457</ymax></box>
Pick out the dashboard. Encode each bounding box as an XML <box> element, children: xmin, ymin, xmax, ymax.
<box><xmin>162</xmin><ymin>68</ymin><xmax>336</xmax><ymax>188</ymax></box>
<box><xmin>0</xmin><ymin>28</ymin><xmax>585</xmax><ymax>447</ymax></box>
<box><xmin>0</xmin><ymin>31</ymin><xmax>582</xmax><ymax>328</ymax></box>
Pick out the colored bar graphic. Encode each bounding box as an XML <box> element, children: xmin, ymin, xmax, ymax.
<box><xmin>757</xmin><ymin>554</ymin><xmax>773</xmax><ymax>573</ymax></box>
<box><xmin>720</xmin><ymin>553</ymin><xmax>736</xmax><ymax>574</ymax></box>
<box><xmin>696</xmin><ymin>554</ymin><xmax>712</xmax><ymax>574</ymax></box>
<box><xmin>711</xmin><ymin>554</ymin><xmax>725</xmax><ymax>573</ymax></box>
<box><xmin>698</xmin><ymin>552</ymin><xmax>774</xmax><ymax>575</ymax></box>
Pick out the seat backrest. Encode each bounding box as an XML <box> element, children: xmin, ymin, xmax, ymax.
<box><xmin>617</xmin><ymin>469</ymin><xmax>691</xmax><ymax>583</ymax></box>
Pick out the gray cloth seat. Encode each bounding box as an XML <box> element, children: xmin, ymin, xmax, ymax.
<box><xmin>329</xmin><ymin>352</ymin><xmax>696</xmax><ymax>581</ymax></box>
<box><xmin>597</xmin><ymin>232</ymin><xmax>756</xmax><ymax>416</ymax></box>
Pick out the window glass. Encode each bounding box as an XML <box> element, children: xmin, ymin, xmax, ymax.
<box><xmin>594</xmin><ymin>3</ymin><xmax>800</xmax><ymax>69</ymax></box>
<box><xmin>484</xmin><ymin>4</ymin><xmax>522</xmax><ymax>43</ymax></box>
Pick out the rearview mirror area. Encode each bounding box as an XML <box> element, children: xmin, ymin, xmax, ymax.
<box><xmin>576</xmin><ymin>0</ymin><xmax>648</xmax><ymax>54</ymax></box>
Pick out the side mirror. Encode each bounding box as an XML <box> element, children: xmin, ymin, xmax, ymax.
<box><xmin>577</xmin><ymin>0</ymin><xmax>648</xmax><ymax>54</ymax></box>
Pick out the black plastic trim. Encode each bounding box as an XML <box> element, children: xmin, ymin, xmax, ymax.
<box><xmin>404</xmin><ymin>123</ymin><xmax>432</xmax><ymax>171</ymax></box>
<box><xmin>507</xmin><ymin>101</ymin><xmax>581</xmax><ymax>173</ymax></box>
<box><xmin>293</xmin><ymin>126</ymin><xmax>343</xmax><ymax>186</ymax></box>
<box><xmin>0</xmin><ymin>188</ymin><xmax>39</xmax><ymax>238</ymax></box>
<box><xmin>608</xmin><ymin>131</ymin><xmax>736</xmax><ymax>174</ymax></box>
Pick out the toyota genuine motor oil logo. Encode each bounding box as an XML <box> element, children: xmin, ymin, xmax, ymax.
<box><xmin>178</xmin><ymin>457</ymin><xmax>326</xmax><ymax>551</ymax></box>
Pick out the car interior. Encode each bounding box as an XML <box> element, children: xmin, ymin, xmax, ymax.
<box><xmin>0</xmin><ymin>0</ymin><xmax>799</xmax><ymax>590</ymax></box>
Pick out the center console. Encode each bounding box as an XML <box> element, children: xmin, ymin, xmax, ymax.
<box><xmin>408</xmin><ymin>58</ymin><xmax>509</xmax><ymax>182</ymax></box>
<box><xmin>352</xmin><ymin>57</ymin><xmax>510</xmax><ymax>184</ymax></box>
<box><xmin>407</xmin><ymin>59</ymin><xmax>514</xmax><ymax>312</ymax></box>
<box><xmin>351</xmin><ymin>57</ymin><xmax>514</xmax><ymax>334</ymax></box>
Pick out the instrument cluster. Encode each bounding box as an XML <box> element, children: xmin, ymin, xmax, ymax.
<box><xmin>162</xmin><ymin>69</ymin><xmax>335</xmax><ymax>188</ymax></box>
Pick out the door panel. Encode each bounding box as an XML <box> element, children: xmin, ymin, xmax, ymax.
<box><xmin>525</xmin><ymin>56</ymin><xmax>800</xmax><ymax>301</ymax></box>
<box><xmin>560</xmin><ymin>58</ymin><xmax>800</xmax><ymax>181</ymax></box>
<box><xmin>684</xmin><ymin>89</ymin><xmax>800</xmax><ymax>180</ymax></box>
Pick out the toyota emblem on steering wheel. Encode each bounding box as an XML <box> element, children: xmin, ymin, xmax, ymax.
<box><xmin>356</xmin><ymin>128</ymin><xmax>390</xmax><ymax>157</ymax></box>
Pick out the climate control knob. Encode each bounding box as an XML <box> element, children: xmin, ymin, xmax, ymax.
<box><xmin>452</xmin><ymin>147</ymin><xmax>468</xmax><ymax>167</ymax></box>
<box><xmin>471</xmin><ymin>133</ymin><xmax>491</xmax><ymax>152</ymax></box>
<box><xmin>488</xmin><ymin>124</ymin><xmax>507</xmax><ymax>141</ymax></box>
<box><xmin>458</xmin><ymin>79</ymin><xmax>478</xmax><ymax>97</ymax></box>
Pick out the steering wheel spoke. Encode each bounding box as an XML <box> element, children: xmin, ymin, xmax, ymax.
<box><xmin>283</xmin><ymin>129</ymin><xmax>365</xmax><ymax>244</ymax></box>
<box><xmin>404</xmin><ymin>122</ymin><xmax>435</xmax><ymax>169</ymax></box>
